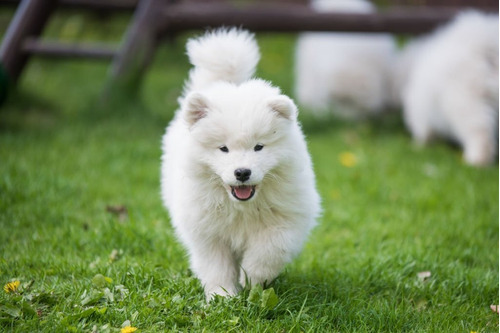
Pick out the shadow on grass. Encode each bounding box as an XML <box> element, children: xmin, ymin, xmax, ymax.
<box><xmin>0</xmin><ymin>89</ymin><xmax>60</xmax><ymax>132</ymax></box>
<box><xmin>268</xmin><ymin>266</ymin><xmax>425</xmax><ymax>331</ymax></box>
<box><xmin>0</xmin><ymin>83</ymin><xmax>174</xmax><ymax>134</ymax></box>
<box><xmin>299</xmin><ymin>107</ymin><xmax>407</xmax><ymax>139</ymax></box>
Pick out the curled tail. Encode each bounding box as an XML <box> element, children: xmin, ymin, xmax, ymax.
<box><xmin>183</xmin><ymin>28</ymin><xmax>260</xmax><ymax>94</ymax></box>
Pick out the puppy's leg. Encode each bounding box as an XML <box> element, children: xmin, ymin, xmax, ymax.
<box><xmin>407</xmin><ymin>116</ymin><xmax>433</xmax><ymax>147</ymax></box>
<box><xmin>445</xmin><ymin>97</ymin><xmax>497</xmax><ymax>166</ymax></box>
<box><xmin>189</xmin><ymin>241</ymin><xmax>239</xmax><ymax>300</ymax></box>
<box><xmin>402</xmin><ymin>88</ymin><xmax>433</xmax><ymax>146</ymax></box>
<box><xmin>462</xmin><ymin>126</ymin><xmax>497</xmax><ymax>166</ymax></box>
<box><xmin>239</xmin><ymin>227</ymin><xmax>305</xmax><ymax>288</ymax></box>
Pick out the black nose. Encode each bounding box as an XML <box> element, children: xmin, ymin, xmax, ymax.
<box><xmin>234</xmin><ymin>168</ymin><xmax>251</xmax><ymax>182</ymax></box>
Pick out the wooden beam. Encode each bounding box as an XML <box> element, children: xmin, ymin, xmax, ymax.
<box><xmin>23</xmin><ymin>38</ymin><xmax>117</xmax><ymax>59</ymax></box>
<box><xmin>159</xmin><ymin>3</ymin><xmax>491</xmax><ymax>35</ymax></box>
<box><xmin>56</xmin><ymin>0</ymin><xmax>137</xmax><ymax>11</ymax></box>
<box><xmin>0</xmin><ymin>0</ymin><xmax>137</xmax><ymax>11</ymax></box>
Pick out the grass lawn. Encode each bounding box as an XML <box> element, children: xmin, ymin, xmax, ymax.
<box><xmin>0</xmin><ymin>10</ymin><xmax>498</xmax><ymax>333</ymax></box>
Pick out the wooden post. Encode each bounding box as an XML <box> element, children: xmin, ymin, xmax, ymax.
<box><xmin>0</xmin><ymin>0</ymin><xmax>58</xmax><ymax>83</ymax></box>
<box><xmin>108</xmin><ymin>0</ymin><xmax>163</xmax><ymax>93</ymax></box>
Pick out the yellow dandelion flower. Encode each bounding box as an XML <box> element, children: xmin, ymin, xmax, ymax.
<box><xmin>339</xmin><ymin>152</ymin><xmax>357</xmax><ymax>168</ymax></box>
<box><xmin>4</xmin><ymin>280</ymin><xmax>20</xmax><ymax>293</ymax></box>
<box><xmin>329</xmin><ymin>189</ymin><xmax>341</xmax><ymax>200</ymax></box>
<box><xmin>121</xmin><ymin>326</ymin><xmax>138</xmax><ymax>333</ymax></box>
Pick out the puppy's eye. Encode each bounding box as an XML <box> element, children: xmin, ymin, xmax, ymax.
<box><xmin>254</xmin><ymin>144</ymin><xmax>264</xmax><ymax>152</ymax></box>
<box><xmin>219</xmin><ymin>145</ymin><xmax>229</xmax><ymax>153</ymax></box>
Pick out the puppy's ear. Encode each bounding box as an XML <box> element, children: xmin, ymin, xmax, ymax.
<box><xmin>183</xmin><ymin>92</ymin><xmax>210</xmax><ymax>126</ymax></box>
<box><xmin>267</xmin><ymin>95</ymin><xmax>298</xmax><ymax>120</ymax></box>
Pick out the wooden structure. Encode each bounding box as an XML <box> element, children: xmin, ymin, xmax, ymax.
<box><xmin>0</xmin><ymin>0</ymin><xmax>137</xmax><ymax>83</ymax></box>
<box><xmin>0</xmin><ymin>0</ymin><xmax>498</xmax><ymax>89</ymax></box>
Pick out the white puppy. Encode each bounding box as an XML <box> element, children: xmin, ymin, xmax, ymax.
<box><xmin>398</xmin><ymin>11</ymin><xmax>499</xmax><ymax>166</ymax></box>
<box><xmin>161</xmin><ymin>28</ymin><xmax>321</xmax><ymax>300</ymax></box>
<box><xmin>295</xmin><ymin>0</ymin><xmax>397</xmax><ymax>119</ymax></box>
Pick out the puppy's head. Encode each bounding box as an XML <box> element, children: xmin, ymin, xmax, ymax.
<box><xmin>182</xmin><ymin>79</ymin><xmax>298</xmax><ymax>202</ymax></box>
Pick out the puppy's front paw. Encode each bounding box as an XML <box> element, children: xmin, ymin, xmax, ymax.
<box><xmin>239</xmin><ymin>267</ymin><xmax>277</xmax><ymax>290</ymax></box>
<box><xmin>463</xmin><ymin>142</ymin><xmax>495</xmax><ymax>167</ymax></box>
<box><xmin>205</xmin><ymin>284</ymin><xmax>239</xmax><ymax>302</ymax></box>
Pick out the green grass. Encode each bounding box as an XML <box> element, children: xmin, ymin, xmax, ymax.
<box><xmin>1</xmin><ymin>11</ymin><xmax>498</xmax><ymax>333</ymax></box>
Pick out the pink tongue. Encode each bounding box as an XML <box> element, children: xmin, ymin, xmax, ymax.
<box><xmin>234</xmin><ymin>186</ymin><xmax>253</xmax><ymax>199</ymax></box>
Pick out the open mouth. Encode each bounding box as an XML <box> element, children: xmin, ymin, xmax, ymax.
<box><xmin>230</xmin><ymin>185</ymin><xmax>256</xmax><ymax>201</ymax></box>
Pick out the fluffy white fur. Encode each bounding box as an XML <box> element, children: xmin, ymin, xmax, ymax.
<box><xmin>397</xmin><ymin>11</ymin><xmax>499</xmax><ymax>166</ymax></box>
<box><xmin>161</xmin><ymin>28</ymin><xmax>321</xmax><ymax>300</ymax></box>
<box><xmin>294</xmin><ymin>0</ymin><xmax>397</xmax><ymax>119</ymax></box>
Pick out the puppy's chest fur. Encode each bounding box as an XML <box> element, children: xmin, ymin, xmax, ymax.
<box><xmin>202</xmin><ymin>198</ymin><xmax>286</xmax><ymax>249</ymax></box>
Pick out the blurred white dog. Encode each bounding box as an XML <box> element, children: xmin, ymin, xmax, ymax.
<box><xmin>161</xmin><ymin>28</ymin><xmax>321</xmax><ymax>300</ymax></box>
<box><xmin>295</xmin><ymin>0</ymin><xmax>397</xmax><ymax>119</ymax></box>
<box><xmin>397</xmin><ymin>11</ymin><xmax>499</xmax><ymax>166</ymax></box>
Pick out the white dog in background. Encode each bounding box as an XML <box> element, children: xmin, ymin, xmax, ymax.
<box><xmin>397</xmin><ymin>11</ymin><xmax>499</xmax><ymax>166</ymax></box>
<box><xmin>161</xmin><ymin>28</ymin><xmax>321</xmax><ymax>300</ymax></box>
<box><xmin>295</xmin><ymin>0</ymin><xmax>397</xmax><ymax>119</ymax></box>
